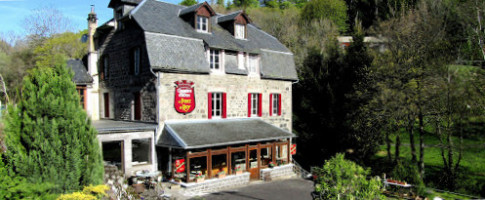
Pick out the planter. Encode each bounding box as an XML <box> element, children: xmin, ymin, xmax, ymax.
<box><xmin>217</xmin><ymin>174</ymin><xmax>226</xmax><ymax>179</ymax></box>
<box><xmin>235</xmin><ymin>171</ymin><xmax>243</xmax><ymax>175</ymax></box>
<box><xmin>195</xmin><ymin>178</ymin><xmax>205</xmax><ymax>183</ymax></box>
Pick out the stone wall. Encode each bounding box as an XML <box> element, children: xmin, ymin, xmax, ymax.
<box><xmin>96</xmin><ymin>21</ymin><xmax>157</xmax><ymax>122</ymax></box>
<box><xmin>182</xmin><ymin>173</ymin><xmax>250</xmax><ymax>193</ymax></box>
<box><xmin>260</xmin><ymin>164</ymin><xmax>295</xmax><ymax>181</ymax></box>
<box><xmin>157</xmin><ymin>72</ymin><xmax>293</xmax><ymax>135</ymax></box>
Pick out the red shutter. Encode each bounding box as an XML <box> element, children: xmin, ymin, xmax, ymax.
<box><xmin>208</xmin><ymin>93</ymin><xmax>212</xmax><ymax>119</ymax></box>
<box><xmin>248</xmin><ymin>93</ymin><xmax>251</xmax><ymax>117</ymax></box>
<box><xmin>269</xmin><ymin>94</ymin><xmax>273</xmax><ymax>116</ymax></box>
<box><xmin>258</xmin><ymin>93</ymin><xmax>262</xmax><ymax>117</ymax></box>
<box><xmin>278</xmin><ymin>94</ymin><xmax>282</xmax><ymax>116</ymax></box>
<box><xmin>222</xmin><ymin>93</ymin><xmax>227</xmax><ymax>118</ymax></box>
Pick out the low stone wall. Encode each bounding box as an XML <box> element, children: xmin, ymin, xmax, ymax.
<box><xmin>260</xmin><ymin>164</ymin><xmax>295</xmax><ymax>181</ymax></box>
<box><xmin>181</xmin><ymin>172</ymin><xmax>250</xmax><ymax>193</ymax></box>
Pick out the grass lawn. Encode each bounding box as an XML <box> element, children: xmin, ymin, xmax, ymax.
<box><xmin>372</xmin><ymin>131</ymin><xmax>485</xmax><ymax>198</ymax></box>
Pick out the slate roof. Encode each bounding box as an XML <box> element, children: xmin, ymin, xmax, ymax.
<box><xmin>158</xmin><ymin>118</ymin><xmax>295</xmax><ymax>149</ymax></box>
<box><xmin>217</xmin><ymin>10</ymin><xmax>245</xmax><ymax>23</ymax></box>
<box><xmin>108</xmin><ymin>0</ymin><xmax>143</xmax><ymax>8</ymax></box>
<box><xmin>92</xmin><ymin>119</ymin><xmax>157</xmax><ymax>134</ymax></box>
<box><xmin>66</xmin><ymin>59</ymin><xmax>93</xmax><ymax>85</ymax></box>
<box><xmin>126</xmin><ymin>0</ymin><xmax>297</xmax><ymax>80</ymax></box>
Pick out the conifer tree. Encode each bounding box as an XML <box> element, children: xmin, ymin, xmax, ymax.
<box><xmin>3</xmin><ymin>63</ymin><xmax>103</xmax><ymax>193</ymax></box>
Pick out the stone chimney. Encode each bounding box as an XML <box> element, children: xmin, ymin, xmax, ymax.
<box><xmin>87</xmin><ymin>5</ymin><xmax>97</xmax><ymax>53</ymax></box>
<box><xmin>86</xmin><ymin>5</ymin><xmax>100</xmax><ymax>121</ymax></box>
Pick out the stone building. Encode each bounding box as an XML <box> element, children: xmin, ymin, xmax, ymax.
<box><xmin>81</xmin><ymin>0</ymin><xmax>298</xmax><ymax>184</ymax></box>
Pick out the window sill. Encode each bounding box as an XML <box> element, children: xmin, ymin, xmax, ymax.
<box><xmin>196</xmin><ymin>30</ymin><xmax>211</xmax><ymax>34</ymax></box>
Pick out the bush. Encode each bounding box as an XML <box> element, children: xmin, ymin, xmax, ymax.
<box><xmin>391</xmin><ymin>161</ymin><xmax>426</xmax><ymax>195</ymax></box>
<box><xmin>314</xmin><ymin>153</ymin><xmax>385</xmax><ymax>199</ymax></box>
<box><xmin>57</xmin><ymin>185</ymin><xmax>108</xmax><ymax>200</ymax></box>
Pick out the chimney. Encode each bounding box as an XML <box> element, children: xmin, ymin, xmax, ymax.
<box><xmin>87</xmin><ymin>5</ymin><xmax>97</xmax><ymax>53</ymax></box>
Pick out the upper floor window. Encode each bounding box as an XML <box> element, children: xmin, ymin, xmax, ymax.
<box><xmin>197</xmin><ymin>16</ymin><xmax>209</xmax><ymax>33</ymax></box>
<box><xmin>116</xmin><ymin>9</ymin><xmax>124</xmax><ymax>31</ymax></box>
<box><xmin>237</xmin><ymin>52</ymin><xmax>246</xmax><ymax>70</ymax></box>
<box><xmin>131</xmin><ymin>47</ymin><xmax>141</xmax><ymax>75</ymax></box>
<box><xmin>210</xmin><ymin>49</ymin><xmax>220</xmax><ymax>72</ymax></box>
<box><xmin>270</xmin><ymin>93</ymin><xmax>281</xmax><ymax>116</ymax></box>
<box><xmin>248</xmin><ymin>54</ymin><xmax>258</xmax><ymax>75</ymax></box>
<box><xmin>235</xmin><ymin>24</ymin><xmax>245</xmax><ymax>39</ymax></box>
<box><xmin>248</xmin><ymin>93</ymin><xmax>261</xmax><ymax>117</ymax></box>
<box><xmin>100</xmin><ymin>55</ymin><xmax>109</xmax><ymax>80</ymax></box>
<box><xmin>208</xmin><ymin>92</ymin><xmax>226</xmax><ymax>119</ymax></box>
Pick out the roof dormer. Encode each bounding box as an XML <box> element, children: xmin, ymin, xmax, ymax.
<box><xmin>218</xmin><ymin>11</ymin><xmax>252</xmax><ymax>39</ymax></box>
<box><xmin>179</xmin><ymin>2</ymin><xmax>216</xmax><ymax>33</ymax></box>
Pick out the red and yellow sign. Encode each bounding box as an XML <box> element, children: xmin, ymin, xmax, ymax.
<box><xmin>175</xmin><ymin>159</ymin><xmax>186</xmax><ymax>173</ymax></box>
<box><xmin>291</xmin><ymin>144</ymin><xmax>297</xmax><ymax>155</ymax></box>
<box><xmin>174</xmin><ymin>80</ymin><xmax>195</xmax><ymax>114</ymax></box>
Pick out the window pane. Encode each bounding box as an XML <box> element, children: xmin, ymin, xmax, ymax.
<box><xmin>132</xmin><ymin>138</ymin><xmax>151</xmax><ymax>164</ymax></box>
<box><xmin>102</xmin><ymin>141</ymin><xmax>122</xmax><ymax>170</ymax></box>
<box><xmin>189</xmin><ymin>156</ymin><xmax>207</xmax><ymax>181</ymax></box>
<box><xmin>211</xmin><ymin>154</ymin><xmax>228</xmax><ymax>178</ymax></box>
<box><xmin>249</xmin><ymin>149</ymin><xmax>258</xmax><ymax>169</ymax></box>
<box><xmin>231</xmin><ymin>151</ymin><xmax>246</xmax><ymax>174</ymax></box>
<box><xmin>260</xmin><ymin>147</ymin><xmax>272</xmax><ymax>167</ymax></box>
<box><xmin>276</xmin><ymin>145</ymin><xmax>288</xmax><ymax>165</ymax></box>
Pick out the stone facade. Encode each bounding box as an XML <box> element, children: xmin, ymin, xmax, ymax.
<box><xmin>260</xmin><ymin>164</ymin><xmax>296</xmax><ymax>181</ymax></box>
<box><xmin>157</xmin><ymin>72</ymin><xmax>293</xmax><ymax>139</ymax></box>
<box><xmin>182</xmin><ymin>172</ymin><xmax>250</xmax><ymax>193</ymax></box>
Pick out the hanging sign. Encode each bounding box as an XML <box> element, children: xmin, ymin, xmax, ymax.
<box><xmin>174</xmin><ymin>80</ymin><xmax>195</xmax><ymax>114</ymax></box>
<box><xmin>175</xmin><ymin>159</ymin><xmax>186</xmax><ymax>173</ymax></box>
<box><xmin>291</xmin><ymin>144</ymin><xmax>297</xmax><ymax>155</ymax></box>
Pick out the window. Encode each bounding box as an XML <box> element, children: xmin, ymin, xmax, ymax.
<box><xmin>260</xmin><ymin>146</ymin><xmax>273</xmax><ymax>167</ymax></box>
<box><xmin>208</xmin><ymin>92</ymin><xmax>226</xmax><ymax>119</ymax></box>
<box><xmin>248</xmin><ymin>93</ymin><xmax>261</xmax><ymax>117</ymax></box>
<box><xmin>189</xmin><ymin>156</ymin><xmax>207</xmax><ymax>182</ymax></box>
<box><xmin>100</xmin><ymin>55</ymin><xmax>109</xmax><ymax>80</ymax></box>
<box><xmin>248</xmin><ymin>54</ymin><xmax>258</xmax><ymax>75</ymax></box>
<box><xmin>116</xmin><ymin>9</ymin><xmax>124</xmax><ymax>31</ymax></box>
<box><xmin>104</xmin><ymin>93</ymin><xmax>110</xmax><ymax>118</ymax></box>
<box><xmin>270</xmin><ymin>93</ymin><xmax>281</xmax><ymax>116</ymax></box>
<box><xmin>133</xmin><ymin>92</ymin><xmax>141</xmax><ymax>120</ymax></box>
<box><xmin>131</xmin><ymin>47</ymin><xmax>140</xmax><ymax>75</ymax></box>
<box><xmin>231</xmin><ymin>151</ymin><xmax>246</xmax><ymax>174</ymax></box>
<box><xmin>237</xmin><ymin>52</ymin><xmax>246</xmax><ymax>70</ymax></box>
<box><xmin>276</xmin><ymin>144</ymin><xmax>288</xmax><ymax>165</ymax></box>
<box><xmin>235</xmin><ymin>24</ymin><xmax>245</xmax><ymax>39</ymax></box>
<box><xmin>211</xmin><ymin>154</ymin><xmax>227</xmax><ymax>178</ymax></box>
<box><xmin>76</xmin><ymin>86</ymin><xmax>87</xmax><ymax>109</ymax></box>
<box><xmin>197</xmin><ymin>16</ymin><xmax>208</xmax><ymax>32</ymax></box>
<box><xmin>209</xmin><ymin>49</ymin><xmax>220</xmax><ymax>71</ymax></box>
<box><xmin>102</xmin><ymin>141</ymin><xmax>123</xmax><ymax>170</ymax></box>
<box><xmin>132</xmin><ymin>138</ymin><xmax>151</xmax><ymax>165</ymax></box>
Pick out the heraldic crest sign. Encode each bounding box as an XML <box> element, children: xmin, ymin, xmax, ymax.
<box><xmin>174</xmin><ymin>80</ymin><xmax>195</xmax><ymax>114</ymax></box>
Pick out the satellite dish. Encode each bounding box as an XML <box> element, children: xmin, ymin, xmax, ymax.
<box><xmin>81</xmin><ymin>34</ymin><xmax>88</xmax><ymax>43</ymax></box>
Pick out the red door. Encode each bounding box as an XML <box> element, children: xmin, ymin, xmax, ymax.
<box><xmin>248</xmin><ymin>148</ymin><xmax>259</xmax><ymax>180</ymax></box>
<box><xmin>104</xmin><ymin>93</ymin><xmax>110</xmax><ymax>118</ymax></box>
<box><xmin>134</xmin><ymin>92</ymin><xmax>141</xmax><ymax>120</ymax></box>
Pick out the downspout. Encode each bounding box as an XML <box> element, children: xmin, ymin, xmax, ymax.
<box><xmin>150</xmin><ymin>67</ymin><xmax>160</xmax><ymax>172</ymax></box>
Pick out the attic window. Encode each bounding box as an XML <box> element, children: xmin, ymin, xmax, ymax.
<box><xmin>197</xmin><ymin>16</ymin><xmax>209</xmax><ymax>33</ymax></box>
<box><xmin>235</xmin><ymin>24</ymin><xmax>245</xmax><ymax>39</ymax></box>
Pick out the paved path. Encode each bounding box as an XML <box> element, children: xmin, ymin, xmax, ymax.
<box><xmin>189</xmin><ymin>178</ymin><xmax>314</xmax><ymax>200</ymax></box>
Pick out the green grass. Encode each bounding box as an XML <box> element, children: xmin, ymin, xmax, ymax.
<box><xmin>372</xmin><ymin>131</ymin><xmax>485</xmax><ymax>197</ymax></box>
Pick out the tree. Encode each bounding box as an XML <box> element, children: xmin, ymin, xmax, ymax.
<box><xmin>33</xmin><ymin>30</ymin><xmax>87</xmax><ymax>68</ymax></box>
<box><xmin>3</xmin><ymin>63</ymin><xmax>104</xmax><ymax>193</ymax></box>
<box><xmin>301</xmin><ymin>0</ymin><xmax>348</xmax><ymax>33</ymax></box>
<box><xmin>180</xmin><ymin>0</ymin><xmax>198</xmax><ymax>6</ymax></box>
<box><xmin>23</xmin><ymin>6</ymin><xmax>73</xmax><ymax>47</ymax></box>
<box><xmin>314</xmin><ymin>153</ymin><xmax>385</xmax><ymax>199</ymax></box>
<box><xmin>232</xmin><ymin>0</ymin><xmax>260</xmax><ymax>8</ymax></box>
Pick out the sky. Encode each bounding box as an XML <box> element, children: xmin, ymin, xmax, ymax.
<box><xmin>0</xmin><ymin>0</ymin><xmax>182</xmax><ymax>39</ymax></box>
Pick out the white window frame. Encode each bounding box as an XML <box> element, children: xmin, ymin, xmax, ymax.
<box><xmin>197</xmin><ymin>15</ymin><xmax>209</xmax><ymax>33</ymax></box>
<box><xmin>210</xmin><ymin>49</ymin><xmax>221</xmax><ymax>72</ymax></box>
<box><xmin>272</xmin><ymin>93</ymin><xmax>279</xmax><ymax>116</ymax></box>
<box><xmin>212</xmin><ymin>92</ymin><xmax>223</xmax><ymax>118</ymax></box>
<box><xmin>133</xmin><ymin>47</ymin><xmax>140</xmax><ymax>75</ymax></box>
<box><xmin>235</xmin><ymin>24</ymin><xmax>245</xmax><ymax>39</ymax></box>
<box><xmin>237</xmin><ymin>52</ymin><xmax>246</xmax><ymax>70</ymax></box>
<box><xmin>251</xmin><ymin>93</ymin><xmax>260</xmax><ymax>116</ymax></box>
<box><xmin>248</xmin><ymin>54</ymin><xmax>259</xmax><ymax>76</ymax></box>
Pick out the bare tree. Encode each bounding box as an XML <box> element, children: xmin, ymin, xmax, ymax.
<box><xmin>22</xmin><ymin>6</ymin><xmax>73</xmax><ymax>46</ymax></box>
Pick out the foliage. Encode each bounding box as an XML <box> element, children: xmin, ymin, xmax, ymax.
<box><xmin>301</xmin><ymin>0</ymin><xmax>348</xmax><ymax>32</ymax></box>
<box><xmin>3</xmin><ymin>64</ymin><xmax>104</xmax><ymax>193</ymax></box>
<box><xmin>57</xmin><ymin>185</ymin><xmax>108</xmax><ymax>200</ymax></box>
<box><xmin>391</xmin><ymin>161</ymin><xmax>426</xmax><ymax>195</ymax></box>
<box><xmin>33</xmin><ymin>30</ymin><xmax>87</xmax><ymax>68</ymax></box>
<box><xmin>179</xmin><ymin>0</ymin><xmax>198</xmax><ymax>6</ymax></box>
<box><xmin>314</xmin><ymin>153</ymin><xmax>385</xmax><ymax>199</ymax></box>
<box><xmin>0</xmin><ymin>154</ymin><xmax>58</xmax><ymax>199</ymax></box>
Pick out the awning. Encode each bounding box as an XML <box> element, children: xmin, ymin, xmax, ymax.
<box><xmin>158</xmin><ymin>118</ymin><xmax>295</xmax><ymax>149</ymax></box>
<box><xmin>92</xmin><ymin>119</ymin><xmax>158</xmax><ymax>134</ymax></box>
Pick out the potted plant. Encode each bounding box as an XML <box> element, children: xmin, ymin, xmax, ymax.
<box><xmin>195</xmin><ymin>172</ymin><xmax>205</xmax><ymax>183</ymax></box>
<box><xmin>217</xmin><ymin>171</ymin><xmax>226</xmax><ymax>179</ymax></box>
<box><xmin>235</xmin><ymin>166</ymin><xmax>243</xmax><ymax>175</ymax></box>
<box><xmin>269</xmin><ymin>161</ymin><xmax>275</xmax><ymax>168</ymax></box>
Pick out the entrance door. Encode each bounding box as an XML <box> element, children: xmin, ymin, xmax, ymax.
<box><xmin>248</xmin><ymin>148</ymin><xmax>259</xmax><ymax>180</ymax></box>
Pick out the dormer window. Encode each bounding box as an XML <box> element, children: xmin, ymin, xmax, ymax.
<box><xmin>197</xmin><ymin>16</ymin><xmax>209</xmax><ymax>33</ymax></box>
<box><xmin>235</xmin><ymin>24</ymin><xmax>245</xmax><ymax>39</ymax></box>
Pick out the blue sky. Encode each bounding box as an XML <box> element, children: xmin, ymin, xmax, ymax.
<box><xmin>0</xmin><ymin>0</ymin><xmax>182</xmax><ymax>38</ymax></box>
